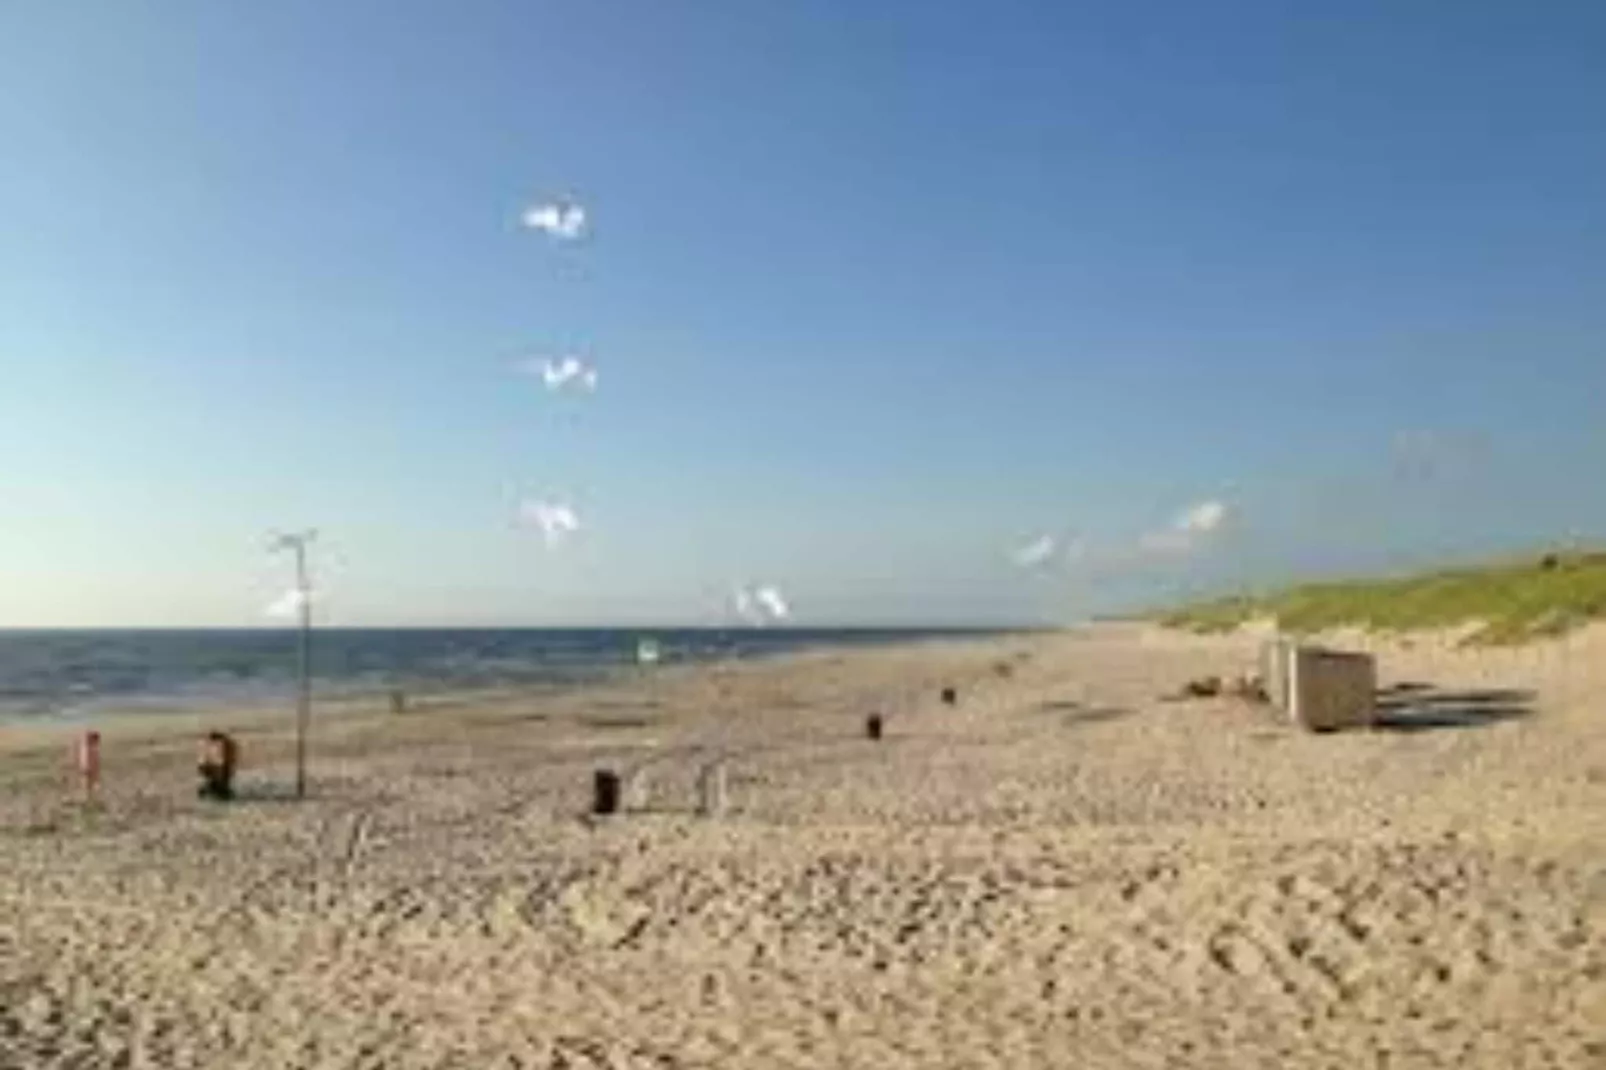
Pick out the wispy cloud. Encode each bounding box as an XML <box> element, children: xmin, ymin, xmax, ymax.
<box><xmin>265</xmin><ymin>589</ymin><xmax>310</xmax><ymax>618</ymax></box>
<box><xmin>517</xmin><ymin>355</ymin><xmax>598</xmax><ymax>392</ymax></box>
<box><xmin>1177</xmin><ymin>499</ymin><xmax>1227</xmax><ymax>535</ymax></box>
<box><xmin>755</xmin><ymin>586</ymin><xmax>790</xmax><ymax>620</ymax></box>
<box><xmin>520</xmin><ymin>198</ymin><xmax>587</xmax><ymax>241</ymax></box>
<box><xmin>517</xmin><ymin>498</ymin><xmax>581</xmax><ymax>547</ymax></box>
<box><xmin>1064</xmin><ymin>499</ymin><xmax>1231</xmax><ymax>564</ymax></box>
<box><xmin>1010</xmin><ymin>534</ymin><xmax>1058</xmax><ymax>568</ymax></box>
<box><xmin>1135</xmin><ymin>499</ymin><xmax>1231</xmax><ymax>557</ymax></box>
<box><xmin>733</xmin><ymin>584</ymin><xmax>790</xmax><ymax>624</ymax></box>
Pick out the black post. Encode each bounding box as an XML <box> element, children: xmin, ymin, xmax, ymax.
<box><xmin>866</xmin><ymin>714</ymin><xmax>883</xmax><ymax>740</ymax></box>
<box><xmin>592</xmin><ymin>769</ymin><xmax>621</xmax><ymax>815</ymax></box>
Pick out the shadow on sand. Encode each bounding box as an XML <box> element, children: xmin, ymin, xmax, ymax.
<box><xmin>1372</xmin><ymin>684</ymin><xmax>1536</xmax><ymax>732</ymax></box>
<box><xmin>1037</xmin><ymin>700</ymin><xmax>1132</xmax><ymax>728</ymax></box>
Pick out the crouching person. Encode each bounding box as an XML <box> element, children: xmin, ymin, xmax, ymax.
<box><xmin>197</xmin><ymin>731</ymin><xmax>238</xmax><ymax>801</ymax></box>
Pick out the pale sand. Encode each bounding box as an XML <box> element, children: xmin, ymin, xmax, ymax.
<box><xmin>1</xmin><ymin>626</ymin><xmax>1601</xmax><ymax>1069</ymax></box>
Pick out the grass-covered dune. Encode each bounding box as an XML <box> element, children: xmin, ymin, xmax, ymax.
<box><xmin>1159</xmin><ymin>550</ymin><xmax>1606</xmax><ymax>645</ymax></box>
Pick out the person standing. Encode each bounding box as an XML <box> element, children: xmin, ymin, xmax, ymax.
<box><xmin>74</xmin><ymin>730</ymin><xmax>101</xmax><ymax>804</ymax></box>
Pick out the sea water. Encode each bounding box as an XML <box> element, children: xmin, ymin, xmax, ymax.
<box><xmin>0</xmin><ymin>627</ymin><xmax>1001</xmax><ymax>722</ymax></box>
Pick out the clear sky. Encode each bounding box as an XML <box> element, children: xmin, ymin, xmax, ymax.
<box><xmin>3</xmin><ymin>2</ymin><xmax>1604</xmax><ymax>627</ymax></box>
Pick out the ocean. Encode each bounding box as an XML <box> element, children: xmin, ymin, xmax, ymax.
<box><xmin>0</xmin><ymin>627</ymin><xmax>1002</xmax><ymax>723</ymax></box>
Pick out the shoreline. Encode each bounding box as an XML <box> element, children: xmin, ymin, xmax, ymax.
<box><xmin>0</xmin><ymin>625</ymin><xmax>1031</xmax><ymax>740</ymax></box>
<box><xmin>0</xmin><ymin>628</ymin><xmax>1037</xmax><ymax>757</ymax></box>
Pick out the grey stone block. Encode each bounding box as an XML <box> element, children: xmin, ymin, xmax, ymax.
<box><xmin>1288</xmin><ymin>647</ymin><xmax>1377</xmax><ymax>731</ymax></box>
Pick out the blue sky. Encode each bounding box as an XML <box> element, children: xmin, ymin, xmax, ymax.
<box><xmin>2</xmin><ymin>2</ymin><xmax>1604</xmax><ymax>627</ymax></box>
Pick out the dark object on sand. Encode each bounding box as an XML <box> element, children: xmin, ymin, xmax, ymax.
<box><xmin>592</xmin><ymin>769</ymin><xmax>621</xmax><ymax>816</ymax></box>
<box><xmin>389</xmin><ymin>689</ymin><xmax>407</xmax><ymax>715</ymax></box>
<box><xmin>197</xmin><ymin>731</ymin><xmax>238</xmax><ymax>801</ymax></box>
<box><xmin>993</xmin><ymin>661</ymin><xmax>1014</xmax><ymax>678</ymax></box>
<box><xmin>940</xmin><ymin>687</ymin><xmax>958</xmax><ymax>706</ymax></box>
<box><xmin>1179</xmin><ymin>673</ymin><xmax>1271</xmax><ymax>702</ymax></box>
<box><xmin>1224</xmin><ymin>674</ymin><xmax>1270</xmax><ymax>704</ymax></box>
<box><xmin>866</xmin><ymin>714</ymin><xmax>884</xmax><ymax>740</ymax></box>
<box><xmin>1163</xmin><ymin>676</ymin><xmax>1225</xmax><ymax>701</ymax></box>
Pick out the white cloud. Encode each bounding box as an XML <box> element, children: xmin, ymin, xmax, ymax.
<box><xmin>733</xmin><ymin>583</ymin><xmax>790</xmax><ymax>625</ymax></box>
<box><xmin>517</xmin><ymin>355</ymin><xmax>598</xmax><ymax>392</ymax></box>
<box><xmin>1010</xmin><ymin>534</ymin><xmax>1057</xmax><ymax>568</ymax></box>
<box><xmin>1133</xmin><ymin>499</ymin><xmax>1233</xmax><ymax>558</ymax></box>
<box><xmin>754</xmin><ymin>585</ymin><xmax>789</xmax><ymax>619</ymax></box>
<box><xmin>265</xmin><ymin>588</ymin><xmax>310</xmax><ymax>618</ymax></box>
<box><xmin>1177</xmin><ymin>499</ymin><xmax>1227</xmax><ymax>534</ymax></box>
<box><xmin>517</xmin><ymin>498</ymin><xmax>581</xmax><ymax>547</ymax></box>
<box><xmin>520</xmin><ymin>198</ymin><xmax>587</xmax><ymax>240</ymax></box>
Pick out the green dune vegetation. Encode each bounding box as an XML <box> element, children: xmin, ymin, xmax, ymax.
<box><xmin>1159</xmin><ymin>550</ymin><xmax>1606</xmax><ymax>645</ymax></box>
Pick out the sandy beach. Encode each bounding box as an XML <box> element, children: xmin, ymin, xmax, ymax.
<box><xmin>1</xmin><ymin>625</ymin><xmax>1601</xmax><ymax>1069</ymax></box>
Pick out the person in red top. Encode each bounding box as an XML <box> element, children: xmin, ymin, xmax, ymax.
<box><xmin>74</xmin><ymin>730</ymin><xmax>101</xmax><ymax>802</ymax></box>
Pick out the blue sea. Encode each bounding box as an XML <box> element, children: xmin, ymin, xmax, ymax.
<box><xmin>0</xmin><ymin>627</ymin><xmax>1002</xmax><ymax>722</ymax></box>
